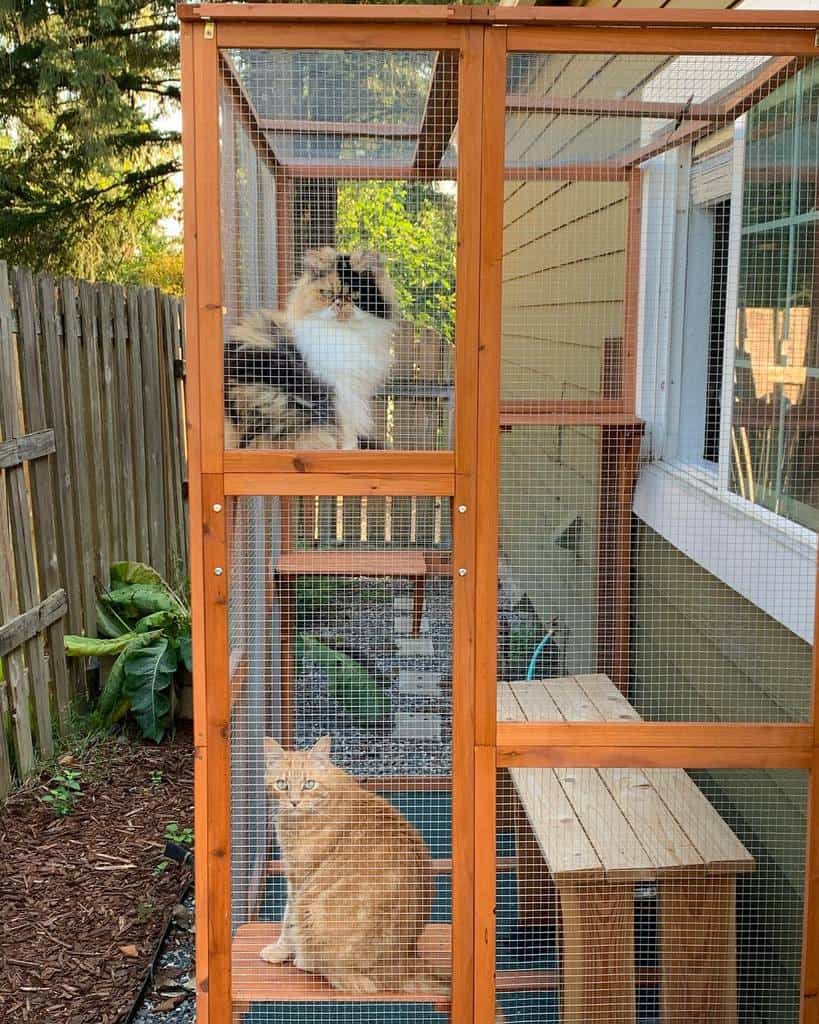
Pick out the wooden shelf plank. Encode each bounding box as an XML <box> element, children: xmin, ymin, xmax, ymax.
<box><xmin>276</xmin><ymin>550</ymin><xmax>428</xmax><ymax>577</ymax></box>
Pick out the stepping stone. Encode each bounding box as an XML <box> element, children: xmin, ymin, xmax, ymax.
<box><xmin>394</xmin><ymin>615</ymin><xmax>430</xmax><ymax>635</ymax></box>
<box><xmin>395</xmin><ymin>637</ymin><xmax>435</xmax><ymax>657</ymax></box>
<box><xmin>398</xmin><ymin>671</ymin><xmax>443</xmax><ymax>697</ymax></box>
<box><xmin>393</xmin><ymin>712</ymin><xmax>442</xmax><ymax>742</ymax></box>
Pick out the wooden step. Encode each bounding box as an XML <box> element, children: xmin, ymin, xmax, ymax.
<box><xmin>232</xmin><ymin>922</ymin><xmax>451</xmax><ymax>1008</ymax></box>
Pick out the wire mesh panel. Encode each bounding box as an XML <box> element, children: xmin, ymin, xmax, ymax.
<box><xmin>220</xmin><ymin>49</ymin><xmax>458</xmax><ymax>451</ymax></box>
<box><xmin>228</xmin><ymin>494</ymin><xmax>453</xmax><ymax>1022</ymax></box>
<box><xmin>498</xmin><ymin>53</ymin><xmax>818</xmax><ymax>723</ymax></box>
<box><xmin>494</xmin><ymin>757</ymin><xmax>807</xmax><ymax>1024</ymax></box>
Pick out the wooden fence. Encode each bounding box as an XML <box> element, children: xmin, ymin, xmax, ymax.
<box><xmin>0</xmin><ymin>262</ymin><xmax>187</xmax><ymax>794</ymax></box>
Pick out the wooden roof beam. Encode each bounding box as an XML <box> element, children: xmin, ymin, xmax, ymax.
<box><xmin>506</xmin><ymin>95</ymin><xmax>726</xmax><ymax>122</ymax></box>
<box><xmin>259</xmin><ymin>118</ymin><xmax>419</xmax><ymax>140</ymax></box>
<box><xmin>412</xmin><ymin>49</ymin><xmax>459</xmax><ymax>175</ymax></box>
<box><xmin>618</xmin><ymin>56</ymin><xmax>805</xmax><ymax>169</ymax></box>
<box><xmin>219</xmin><ymin>52</ymin><xmax>282</xmax><ymax>173</ymax></box>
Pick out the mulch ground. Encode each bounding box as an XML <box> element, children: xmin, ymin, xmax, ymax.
<box><xmin>0</xmin><ymin>728</ymin><xmax>194</xmax><ymax>1024</ymax></box>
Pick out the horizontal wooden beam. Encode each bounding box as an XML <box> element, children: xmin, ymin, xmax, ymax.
<box><xmin>0</xmin><ymin>429</ymin><xmax>55</xmax><ymax>470</ymax></box>
<box><xmin>506</xmin><ymin>95</ymin><xmax>725</xmax><ymax>123</ymax></box>
<box><xmin>283</xmin><ymin>161</ymin><xmax>626</xmax><ymax>182</ymax></box>
<box><xmin>261</xmin><ymin>118</ymin><xmax>418</xmax><ymax>140</ymax></box>
<box><xmin>223</xmin><ymin>449</ymin><xmax>454</xmax><ymax>476</ymax></box>
<box><xmin>0</xmin><ymin>589</ymin><xmax>67</xmax><ymax>657</ymax></box>
<box><xmin>506</xmin><ymin>26</ymin><xmax>819</xmax><ymax>57</ymax></box>
<box><xmin>178</xmin><ymin>4</ymin><xmax>819</xmax><ymax>29</ymax></box>
<box><xmin>497</xmin><ymin>722</ymin><xmax>814</xmax><ymax>770</ymax></box>
<box><xmin>498</xmin><ymin>745</ymin><xmax>813</xmax><ymax>770</ymax></box>
<box><xmin>224</xmin><ymin>471</ymin><xmax>455</xmax><ymax>496</ymax></box>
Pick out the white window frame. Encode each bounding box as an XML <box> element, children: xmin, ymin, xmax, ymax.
<box><xmin>634</xmin><ymin>119</ymin><xmax>816</xmax><ymax>644</ymax></box>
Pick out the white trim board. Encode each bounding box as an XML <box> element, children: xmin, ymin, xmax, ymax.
<box><xmin>634</xmin><ymin>462</ymin><xmax>816</xmax><ymax>644</ymax></box>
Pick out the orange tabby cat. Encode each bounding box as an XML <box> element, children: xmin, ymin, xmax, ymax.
<box><xmin>261</xmin><ymin>735</ymin><xmax>446</xmax><ymax>994</ymax></box>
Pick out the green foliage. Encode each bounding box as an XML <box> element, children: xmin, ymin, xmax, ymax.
<box><xmin>41</xmin><ymin>767</ymin><xmax>82</xmax><ymax>817</ymax></box>
<box><xmin>64</xmin><ymin>561</ymin><xmax>190</xmax><ymax>742</ymax></box>
<box><xmin>0</xmin><ymin>1</ymin><xmax>180</xmax><ymax>278</ymax></box>
<box><xmin>336</xmin><ymin>180</ymin><xmax>456</xmax><ymax>343</ymax></box>
<box><xmin>298</xmin><ymin>633</ymin><xmax>390</xmax><ymax>724</ymax></box>
<box><xmin>149</xmin><ymin>769</ymin><xmax>164</xmax><ymax>787</ymax></box>
<box><xmin>164</xmin><ymin>821</ymin><xmax>193</xmax><ymax>847</ymax></box>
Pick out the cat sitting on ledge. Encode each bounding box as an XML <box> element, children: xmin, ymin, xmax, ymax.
<box><xmin>225</xmin><ymin>248</ymin><xmax>396</xmax><ymax>451</ymax></box>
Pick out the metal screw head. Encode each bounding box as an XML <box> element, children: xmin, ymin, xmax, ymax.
<box><xmin>212</xmin><ymin>503</ymin><xmax>223</xmax><ymax>513</ymax></box>
<box><xmin>214</xmin><ymin>567</ymin><xmax>224</xmax><ymax>576</ymax></box>
<box><xmin>457</xmin><ymin>505</ymin><xmax>467</xmax><ymax>513</ymax></box>
<box><xmin>458</xmin><ymin>567</ymin><xmax>467</xmax><ymax>577</ymax></box>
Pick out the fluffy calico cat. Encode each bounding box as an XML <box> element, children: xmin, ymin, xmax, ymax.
<box><xmin>261</xmin><ymin>735</ymin><xmax>446</xmax><ymax>994</ymax></box>
<box><xmin>225</xmin><ymin>248</ymin><xmax>396</xmax><ymax>450</ymax></box>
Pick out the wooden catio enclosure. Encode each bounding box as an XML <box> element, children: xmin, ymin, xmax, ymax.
<box><xmin>180</xmin><ymin>6</ymin><xmax>819</xmax><ymax>1023</ymax></box>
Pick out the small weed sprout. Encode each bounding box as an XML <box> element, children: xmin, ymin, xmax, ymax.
<box><xmin>153</xmin><ymin>860</ymin><xmax>170</xmax><ymax>878</ymax></box>
<box><xmin>149</xmin><ymin>769</ymin><xmax>164</xmax><ymax>787</ymax></box>
<box><xmin>41</xmin><ymin>768</ymin><xmax>82</xmax><ymax>817</ymax></box>
<box><xmin>164</xmin><ymin>822</ymin><xmax>193</xmax><ymax>848</ymax></box>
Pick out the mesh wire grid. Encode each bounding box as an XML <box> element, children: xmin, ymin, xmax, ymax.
<box><xmin>220</xmin><ymin>49</ymin><xmax>457</xmax><ymax>453</ymax></box>
<box><xmin>228</xmin><ymin>494</ymin><xmax>453</xmax><ymax>1020</ymax></box>
<box><xmin>498</xmin><ymin>53</ymin><xmax>817</xmax><ymax>723</ymax></box>
<box><xmin>495</xmin><ymin>763</ymin><xmax>808</xmax><ymax>1024</ymax></box>
<box><xmin>212</xmin><ymin>39</ymin><xmax>816</xmax><ymax>1024</ymax></box>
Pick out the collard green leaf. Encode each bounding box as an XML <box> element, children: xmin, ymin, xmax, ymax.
<box><xmin>178</xmin><ymin>634</ymin><xmax>193</xmax><ymax>672</ymax></box>
<box><xmin>64</xmin><ymin>633</ymin><xmax>138</xmax><ymax>658</ymax></box>
<box><xmin>134</xmin><ymin>609</ymin><xmax>189</xmax><ymax>635</ymax></box>
<box><xmin>122</xmin><ymin>638</ymin><xmax>179</xmax><ymax>742</ymax></box>
<box><xmin>95</xmin><ymin>598</ymin><xmax>131</xmax><ymax>639</ymax></box>
<box><xmin>298</xmin><ymin>634</ymin><xmax>389</xmax><ymax>724</ymax></box>
<box><xmin>96</xmin><ymin>631</ymin><xmax>163</xmax><ymax>722</ymax></box>
<box><xmin>110</xmin><ymin>562</ymin><xmax>186</xmax><ymax>612</ymax></box>
<box><xmin>105</xmin><ymin>584</ymin><xmax>178</xmax><ymax>618</ymax></box>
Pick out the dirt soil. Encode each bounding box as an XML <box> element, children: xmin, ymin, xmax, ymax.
<box><xmin>0</xmin><ymin>728</ymin><xmax>194</xmax><ymax>1024</ymax></box>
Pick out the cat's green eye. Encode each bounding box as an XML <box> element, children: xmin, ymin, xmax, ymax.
<box><xmin>275</xmin><ymin>779</ymin><xmax>288</xmax><ymax>791</ymax></box>
<box><xmin>302</xmin><ymin>779</ymin><xmax>317</xmax><ymax>790</ymax></box>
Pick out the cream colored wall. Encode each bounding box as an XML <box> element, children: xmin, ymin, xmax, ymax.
<box><xmin>502</xmin><ymin>180</ymin><xmax>627</xmax><ymax>402</ymax></box>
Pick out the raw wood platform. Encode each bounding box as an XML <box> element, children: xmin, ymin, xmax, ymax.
<box><xmin>499</xmin><ymin>675</ymin><xmax>755</xmax><ymax>1024</ymax></box>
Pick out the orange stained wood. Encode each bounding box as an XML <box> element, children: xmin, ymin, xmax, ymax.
<box><xmin>201</xmin><ymin>476</ymin><xmax>231</xmax><ymax>1023</ymax></box>
<box><xmin>224</xmin><ymin>472</ymin><xmax>456</xmax><ymax>496</ymax></box>
<box><xmin>232</xmin><ymin>922</ymin><xmax>452</xmax><ymax>1008</ymax></box>
<box><xmin>192</xmin><ymin>23</ymin><xmax>223</xmax><ymax>474</ymax></box>
<box><xmin>505</xmin><ymin>26</ymin><xmax>819</xmax><ymax>56</ymax></box>
<box><xmin>449</xmin><ymin>26</ymin><xmax>483</xmax><ymax>1024</ymax></box>
<box><xmin>276</xmin><ymin>549</ymin><xmax>427</xmax><ymax>577</ymax></box>
<box><xmin>223</xmin><ymin>449</ymin><xmax>455</xmax><ymax>476</ymax></box>
<box><xmin>177</xmin><ymin>5</ymin><xmax>819</xmax><ymax>28</ymax></box>
<box><xmin>180</xmin><ymin>20</ymin><xmax>210</xmax><ymax>1017</ymax></box>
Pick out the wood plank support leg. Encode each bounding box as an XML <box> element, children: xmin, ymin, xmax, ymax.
<box><xmin>412</xmin><ymin>575</ymin><xmax>426</xmax><ymax>637</ymax></box>
<box><xmin>557</xmin><ymin>878</ymin><xmax>636</xmax><ymax>1024</ymax></box>
<box><xmin>513</xmin><ymin>795</ymin><xmax>558</xmax><ymax>927</ymax></box>
<box><xmin>278</xmin><ymin>574</ymin><xmax>296</xmax><ymax>749</ymax></box>
<box><xmin>659</xmin><ymin>876</ymin><xmax>737</xmax><ymax>1024</ymax></box>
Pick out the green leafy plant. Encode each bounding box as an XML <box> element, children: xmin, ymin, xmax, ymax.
<box><xmin>297</xmin><ymin>634</ymin><xmax>390</xmax><ymax>724</ymax></box>
<box><xmin>149</xmin><ymin>770</ymin><xmax>164</xmax><ymax>787</ymax></box>
<box><xmin>164</xmin><ymin>822</ymin><xmax>194</xmax><ymax>848</ymax></box>
<box><xmin>64</xmin><ymin>562</ymin><xmax>192</xmax><ymax>743</ymax></box>
<box><xmin>41</xmin><ymin>768</ymin><xmax>82</xmax><ymax>817</ymax></box>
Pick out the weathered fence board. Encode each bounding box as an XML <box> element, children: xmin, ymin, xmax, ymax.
<box><xmin>14</xmin><ymin>267</ymin><xmax>71</xmax><ymax>730</ymax></box>
<box><xmin>0</xmin><ymin>262</ymin><xmax>187</xmax><ymax>790</ymax></box>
